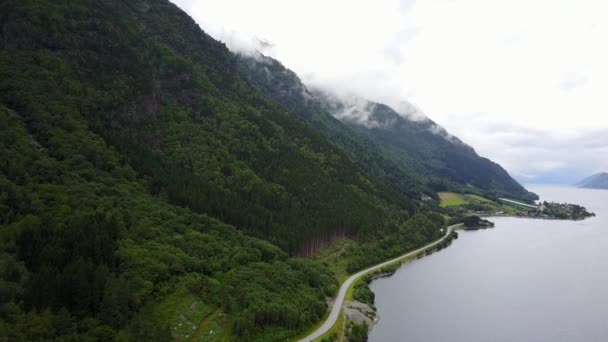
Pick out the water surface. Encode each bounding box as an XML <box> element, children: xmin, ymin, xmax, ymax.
<box><xmin>369</xmin><ymin>185</ymin><xmax>608</xmax><ymax>342</ymax></box>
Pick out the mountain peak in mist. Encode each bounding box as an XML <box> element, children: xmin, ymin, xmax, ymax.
<box><xmin>577</xmin><ymin>172</ymin><xmax>608</xmax><ymax>189</ymax></box>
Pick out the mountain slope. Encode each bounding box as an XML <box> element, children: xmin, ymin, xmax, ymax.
<box><xmin>237</xmin><ymin>53</ymin><xmax>430</xmax><ymax>202</ymax></box>
<box><xmin>237</xmin><ymin>53</ymin><xmax>537</xmax><ymax>202</ymax></box>
<box><xmin>0</xmin><ymin>0</ymin><xmax>535</xmax><ymax>340</ymax></box>
<box><xmin>577</xmin><ymin>172</ymin><xmax>608</xmax><ymax>189</ymax></box>
<box><xmin>320</xmin><ymin>94</ymin><xmax>538</xmax><ymax>202</ymax></box>
<box><xmin>0</xmin><ymin>0</ymin><xmax>451</xmax><ymax>340</ymax></box>
<box><xmin>0</xmin><ymin>102</ymin><xmax>336</xmax><ymax>340</ymax></box>
<box><xmin>0</xmin><ymin>0</ymin><xmax>425</xmax><ymax>254</ymax></box>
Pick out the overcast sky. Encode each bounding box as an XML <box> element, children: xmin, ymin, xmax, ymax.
<box><xmin>171</xmin><ymin>0</ymin><xmax>608</xmax><ymax>183</ymax></box>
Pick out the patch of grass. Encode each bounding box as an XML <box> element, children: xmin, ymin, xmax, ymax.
<box><xmin>466</xmin><ymin>194</ymin><xmax>493</xmax><ymax>203</ymax></box>
<box><xmin>189</xmin><ymin>309</ymin><xmax>226</xmax><ymax>342</ymax></box>
<box><xmin>314</xmin><ymin>309</ymin><xmax>345</xmax><ymax>342</ymax></box>
<box><xmin>219</xmin><ymin>316</ymin><xmax>233</xmax><ymax>342</ymax></box>
<box><xmin>345</xmin><ymin>280</ymin><xmax>356</xmax><ymax>301</ymax></box>
<box><xmin>439</xmin><ymin>191</ymin><xmax>530</xmax><ymax>219</ymax></box>
<box><xmin>438</xmin><ymin>192</ymin><xmax>468</xmax><ymax>207</ymax></box>
<box><xmin>312</xmin><ymin>238</ymin><xmax>357</xmax><ymax>283</ymax></box>
<box><xmin>497</xmin><ymin>204</ymin><xmax>518</xmax><ymax>214</ymax></box>
<box><xmin>152</xmin><ymin>289</ymin><xmax>213</xmax><ymax>341</ymax></box>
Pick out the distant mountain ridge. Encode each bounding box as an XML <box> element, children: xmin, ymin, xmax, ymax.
<box><xmin>577</xmin><ymin>172</ymin><xmax>608</xmax><ymax>189</ymax></box>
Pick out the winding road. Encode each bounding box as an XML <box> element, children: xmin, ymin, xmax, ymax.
<box><xmin>298</xmin><ymin>223</ymin><xmax>462</xmax><ymax>342</ymax></box>
<box><xmin>498</xmin><ymin>198</ymin><xmax>538</xmax><ymax>209</ymax></box>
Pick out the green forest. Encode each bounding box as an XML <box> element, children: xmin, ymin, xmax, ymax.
<box><xmin>0</xmin><ymin>0</ymin><xmax>536</xmax><ymax>340</ymax></box>
<box><xmin>237</xmin><ymin>53</ymin><xmax>538</xmax><ymax>203</ymax></box>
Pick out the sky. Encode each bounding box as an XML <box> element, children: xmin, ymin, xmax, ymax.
<box><xmin>171</xmin><ymin>0</ymin><xmax>608</xmax><ymax>184</ymax></box>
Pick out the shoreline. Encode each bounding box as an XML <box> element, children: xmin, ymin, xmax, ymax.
<box><xmin>301</xmin><ymin>211</ymin><xmax>596</xmax><ymax>341</ymax></box>
<box><xmin>480</xmin><ymin>213</ymin><xmax>595</xmax><ymax>221</ymax></box>
<box><xmin>360</xmin><ymin>213</ymin><xmax>595</xmax><ymax>341</ymax></box>
<box><xmin>297</xmin><ymin>224</ymin><xmax>462</xmax><ymax>342</ymax></box>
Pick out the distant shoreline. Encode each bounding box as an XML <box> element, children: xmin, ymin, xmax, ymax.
<box><xmin>479</xmin><ymin>213</ymin><xmax>595</xmax><ymax>222</ymax></box>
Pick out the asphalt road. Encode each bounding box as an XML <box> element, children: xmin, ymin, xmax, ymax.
<box><xmin>498</xmin><ymin>198</ymin><xmax>538</xmax><ymax>209</ymax></box>
<box><xmin>298</xmin><ymin>223</ymin><xmax>462</xmax><ymax>342</ymax></box>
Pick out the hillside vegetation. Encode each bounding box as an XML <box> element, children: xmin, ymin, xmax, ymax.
<box><xmin>1</xmin><ymin>100</ymin><xmax>344</xmax><ymax>342</ymax></box>
<box><xmin>0</xmin><ymin>0</ymin><xmax>448</xmax><ymax>340</ymax></box>
<box><xmin>237</xmin><ymin>53</ymin><xmax>537</xmax><ymax>203</ymax></box>
<box><xmin>0</xmin><ymin>0</ymin><xmax>428</xmax><ymax>254</ymax></box>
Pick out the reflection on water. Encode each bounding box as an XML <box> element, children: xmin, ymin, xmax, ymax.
<box><xmin>369</xmin><ymin>185</ymin><xmax>608</xmax><ymax>342</ymax></box>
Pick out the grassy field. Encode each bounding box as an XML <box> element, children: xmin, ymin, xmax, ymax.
<box><xmin>189</xmin><ymin>309</ymin><xmax>226</xmax><ymax>342</ymax></box>
<box><xmin>438</xmin><ymin>192</ymin><xmax>468</xmax><ymax>207</ymax></box>
<box><xmin>466</xmin><ymin>194</ymin><xmax>493</xmax><ymax>203</ymax></box>
<box><xmin>150</xmin><ymin>290</ymin><xmax>214</xmax><ymax>341</ymax></box>
<box><xmin>437</xmin><ymin>192</ymin><xmax>523</xmax><ymax>216</ymax></box>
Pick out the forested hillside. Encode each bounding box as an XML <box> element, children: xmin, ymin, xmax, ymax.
<box><xmin>0</xmin><ymin>0</ymin><xmax>421</xmax><ymax>255</ymax></box>
<box><xmin>0</xmin><ymin>0</ymin><xmax>445</xmax><ymax>340</ymax></box>
<box><xmin>322</xmin><ymin>97</ymin><xmax>538</xmax><ymax>202</ymax></box>
<box><xmin>0</xmin><ymin>0</ymin><xmax>542</xmax><ymax>340</ymax></box>
<box><xmin>237</xmin><ymin>54</ymin><xmax>430</xmax><ymax>204</ymax></box>
<box><xmin>237</xmin><ymin>54</ymin><xmax>537</xmax><ymax>202</ymax></box>
<box><xmin>0</xmin><ymin>104</ymin><xmax>337</xmax><ymax>340</ymax></box>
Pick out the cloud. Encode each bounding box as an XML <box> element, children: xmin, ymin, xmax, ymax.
<box><xmin>395</xmin><ymin>101</ymin><xmax>428</xmax><ymax>123</ymax></box>
<box><xmin>559</xmin><ymin>73</ymin><xmax>589</xmax><ymax>92</ymax></box>
<box><xmin>443</xmin><ymin>114</ymin><xmax>608</xmax><ymax>182</ymax></box>
<box><xmin>170</xmin><ymin>0</ymin><xmax>608</xmax><ymax>182</ymax></box>
<box><xmin>308</xmin><ymin>90</ymin><xmax>384</xmax><ymax>129</ymax></box>
<box><xmin>311</xmin><ymin>86</ymin><xmax>465</xmax><ymax>146</ymax></box>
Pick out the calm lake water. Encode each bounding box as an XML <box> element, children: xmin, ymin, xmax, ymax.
<box><xmin>369</xmin><ymin>185</ymin><xmax>608</xmax><ymax>342</ymax></box>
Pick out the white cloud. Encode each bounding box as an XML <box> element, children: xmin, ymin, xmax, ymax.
<box><xmin>171</xmin><ymin>0</ymin><xmax>608</xmax><ymax>182</ymax></box>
